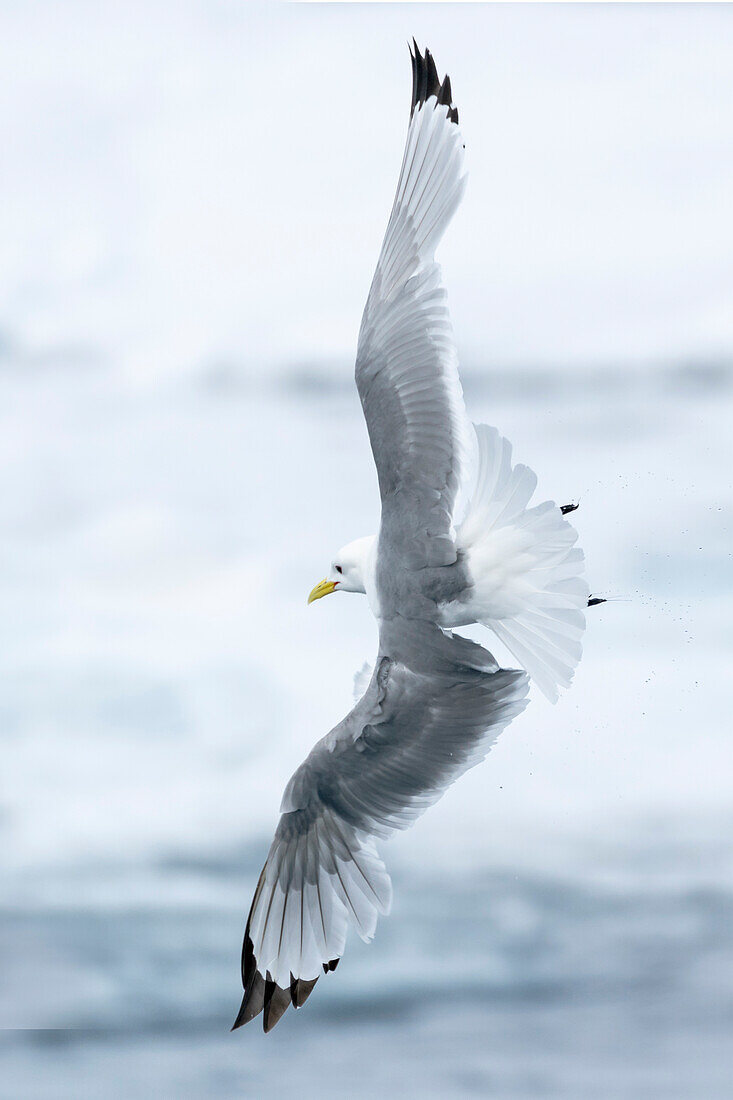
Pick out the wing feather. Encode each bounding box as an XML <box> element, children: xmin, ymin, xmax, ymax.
<box><xmin>233</xmin><ymin>622</ymin><xmax>528</xmax><ymax>1030</ymax></box>
<box><xmin>356</xmin><ymin>45</ymin><xmax>470</xmax><ymax>574</ymax></box>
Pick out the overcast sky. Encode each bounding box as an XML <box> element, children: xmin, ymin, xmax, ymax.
<box><xmin>2</xmin><ymin>2</ymin><xmax>732</xmax><ymax>379</ymax></box>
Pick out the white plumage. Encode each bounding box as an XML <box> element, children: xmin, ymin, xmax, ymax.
<box><xmin>326</xmin><ymin>423</ymin><xmax>589</xmax><ymax>703</ymax></box>
<box><xmin>454</xmin><ymin>425</ymin><xmax>588</xmax><ymax>702</ymax></box>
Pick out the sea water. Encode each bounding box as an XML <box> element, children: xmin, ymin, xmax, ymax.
<box><xmin>1</xmin><ymin>359</ymin><xmax>732</xmax><ymax>1097</ymax></box>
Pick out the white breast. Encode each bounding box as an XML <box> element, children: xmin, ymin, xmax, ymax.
<box><xmin>364</xmin><ymin>536</ymin><xmax>381</xmax><ymax>620</ymax></box>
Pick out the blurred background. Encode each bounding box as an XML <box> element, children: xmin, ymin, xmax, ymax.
<box><xmin>1</xmin><ymin>2</ymin><xmax>732</xmax><ymax>1096</ymax></box>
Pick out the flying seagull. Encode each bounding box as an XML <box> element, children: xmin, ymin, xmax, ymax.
<box><xmin>233</xmin><ymin>43</ymin><xmax>590</xmax><ymax>1034</ymax></box>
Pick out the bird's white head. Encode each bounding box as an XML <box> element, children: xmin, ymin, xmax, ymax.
<box><xmin>307</xmin><ymin>536</ymin><xmax>375</xmax><ymax>604</ymax></box>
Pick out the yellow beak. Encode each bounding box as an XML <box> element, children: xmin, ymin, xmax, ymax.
<box><xmin>307</xmin><ymin>578</ymin><xmax>338</xmax><ymax>605</ymax></box>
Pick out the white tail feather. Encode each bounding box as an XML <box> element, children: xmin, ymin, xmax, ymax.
<box><xmin>457</xmin><ymin>425</ymin><xmax>588</xmax><ymax>703</ymax></box>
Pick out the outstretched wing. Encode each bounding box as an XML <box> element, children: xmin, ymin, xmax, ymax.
<box><xmin>356</xmin><ymin>43</ymin><xmax>471</xmax><ymax>572</ymax></box>
<box><xmin>233</xmin><ymin>621</ymin><xmax>528</xmax><ymax>1032</ymax></box>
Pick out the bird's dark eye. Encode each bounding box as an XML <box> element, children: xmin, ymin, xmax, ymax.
<box><xmin>335</xmin><ymin>565</ymin><xmax>343</xmax><ymax>575</ymax></box>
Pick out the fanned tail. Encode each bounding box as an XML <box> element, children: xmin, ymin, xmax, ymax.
<box><xmin>457</xmin><ymin>424</ymin><xmax>589</xmax><ymax>703</ymax></box>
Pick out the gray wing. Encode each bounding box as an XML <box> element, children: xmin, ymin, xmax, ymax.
<box><xmin>233</xmin><ymin>47</ymin><xmax>529</xmax><ymax>1036</ymax></box>
<box><xmin>356</xmin><ymin>43</ymin><xmax>471</xmax><ymax>573</ymax></box>
<box><xmin>233</xmin><ymin>620</ymin><xmax>528</xmax><ymax>1032</ymax></box>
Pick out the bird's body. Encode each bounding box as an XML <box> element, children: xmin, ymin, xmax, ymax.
<box><xmin>234</xmin><ymin>43</ymin><xmax>594</xmax><ymax>1033</ymax></box>
<box><xmin>320</xmin><ymin>422</ymin><xmax>589</xmax><ymax>703</ymax></box>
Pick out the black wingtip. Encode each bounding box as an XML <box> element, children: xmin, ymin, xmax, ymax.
<box><xmin>232</xmin><ymin>970</ymin><xmax>321</xmax><ymax>1033</ymax></box>
<box><xmin>560</xmin><ymin>502</ymin><xmax>579</xmax><ymax>515</ymax></box>
<box><xmin>263</xmin><ymin>976</ymin><xmax>292</xmax><ymax>1033</ymax></box>
<box><xmin>234</xmin><ymin>865</ymin><xmax>338</xmax><ymax>1034</ymax></box>
<box><xmin>232</xmin><ymin>865</ymin><xmax>271</xmax><ymax>1032</ymax></box>
<box><xmin>588</xmin><ymin>596</ymin><xmax>607</xmax><ymax>607</ymax></box>
<box><xmin>409</xmin><ymin>41</ymin><xmax>459</xmax><ymax>125</ymax></box>
<box><xmin>231</xmin><ymin>967</ymin><xmax>266</xmax><ymax>1030</ymax></box>
<box><xmin>290</xmin><ymin>974</ymin><xmax>319</xmax><ymax>1009</ymax></box>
